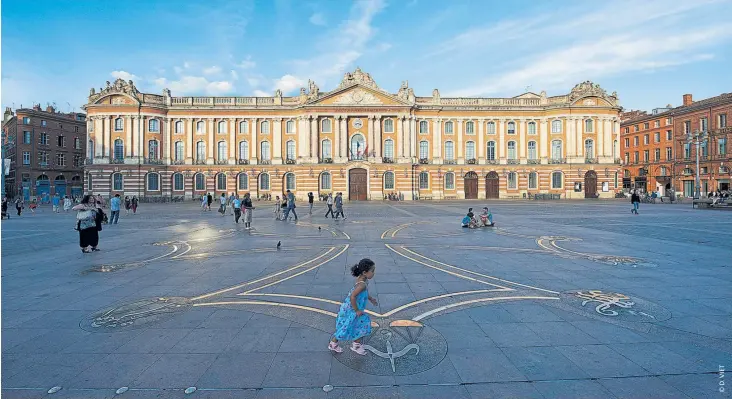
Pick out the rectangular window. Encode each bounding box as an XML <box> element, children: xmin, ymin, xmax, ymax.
<box><xmin>22</xmin><ymin>117</ymin><xmax>30</xmax><ymax>124</ymax></box>
<box><xmin>624</xmin><ymin>138</ymin><xmax>629</xmax><ymax>148</ymax></box>
<box><xmin>508</xmin><ymin>173</ymin><xmax>517</xmax><ymax>189</ymax></box>
<box><xmin>666</xmin><ymin>147</ymin><xmax>672</xmax><ymax>160</ymax></box>
<box><xmin>634</xmin><ymin>137</ymin><xmax>638</xmax><ymax>146</ymax></box>
<box><xmin>321</xmin><ymin>173</ymin><xmax>331</xmax><ymax>190</ymax></box>
<box><xmin>445</xmin><ymin>173</ymin><xmax>455</xmax><ymax>189</ymax></box>
<box><xmin>666</xmin><ymin>130</ymin><xmax>672</xmax><ymax>140</ymax></box>
<box><xmin>419</xmin><ymin>141</ymin><xmax>428</xmax><ymax>159</ymax></box>
<box><xmin>720</xmin><ymin>114</ymin><xmax>727</xmax><ymax>128</ymax></box>
<box><xmin>634</xmin><ymin>151</ymin><xmax>639</xmax><ymax>163</ymax></box>
<box><xmin>41</xmin><ymin>120</ymin><xmax>47</xmax><ymax>127</ymax></box>
<box><xmin>551</xmin><ymin>172</ymin><xmax>562</xmax><ymax>189</ymax></box>
<box><xmin>643</xmin><ymin>122</ymin><xmax>649</xmax><ymax>130</ymax></box>
<box><xmin>115</xmin><ymin>118</ymin><xmax>123</xmax><ymax>131</ymax></box>
<box><xmin>74</xmin><ymin>137</ymin><xmax>81</xmax><ymax>149</ymax></box>
<box><xmin>23</xmin><ymin>152</ymin><xmax>30</xmax><ymax>165</ymax></box>
<box><xmin>58</xmin><ymin>136</ymin><xmax>65</xmax><ymax>147</ymax></box>
<box><xmin>39</xmin><ymin>151</ymin><xmax>48</xmax><ymax>165</ymax></box>
<box><xmin>700</xmin><ymin>117</ymin><xmax>708</xmax><ymax>131</ymax></box>
<box><xmin>321</xmin><ymin>140</ymin><xmax>331</xmax><ymax>159</ymax></box>
<box><xmin>385</xmin><ymin>173</ymin><xmax>395</xmax><ymax>190</ymax></box>
<box><xmin>625</xmin><ymin>153</ymin><xmax>629</xmax><ymax>164</ymax></box>
<box><xmin>487</xmin><ymin>122</ymin><xmax>496</xmax><ymax>134</ymax></box>
<box><xmin>666</xmin><ymin>117</ymin><xmax>672</xmax><ymax>126</ymax></box>
<box><xmin>419</xmin><ymin>173</ymin><xmax>429</xmax><ymax>189</ymax></box>
<box><xmin>654</xmin><ymin>132</ymin><xmax>660</xmax><ymax>143</ymax></box>
<box><xmin>23</xmin><ymin>131</ymin><xmax>31</xmax><ymax>144</ymax></box>
<box><xmin>654</xmin><ymin>148</ymin><xmax>660</xmax><ymax>161</ymax></box>
<box><xmin>654</xmin><ymin>120</ymin><xmax>660</xmax><ymax>128</ymax></box>
<box><xmin>57</xmin><ymin>153</ymin><xmax>66</xmax><ymax>167</ymax></box>
<box><xmin>384</xmin><ymin>119</ymin><xmax>394</xmax><ymax>133</ymax></box>
<box><xmin>40</xmin><ymin>133</ymin><xmax>48</xmax><ymax>145</ymax></box>
<box><xmin>684</xmin><ymin>143</ymin><xmax>691</xmax><ymax>158</ymax></box>
<box><xmin>718</xmin><ymin>138</ymin><xmax>727</xmax><ymax>155</ymax></box>
<box><xmin>634</xmin><ymin>125</ymin><xmax>639</xmax><ymax>132</ymax></box>
<box><xmin>286</xmin><ymin>120</ymin><xmax>295</xmax><ymax>134</ymax></box>
<box><xmin>528</xmin><ymin>173</ymin><xmax>537</xmax><ymax>189</ymax></box>
<box><xmin>684</xmin><ymin>121</ymin><xmax>691</xmax><ymax>134</ymax></box>
<box><xmin>419</xmin><ymin>121</ymin><xmax>428</xmax><ymax>134</ymax></box>
<box><xmin>643</xmin><ymin>150</ymin><xmax>649</xmax><ymax>162</ymax></box>
<box><xmin>75</xmin><ymin>126</ymin><xmax>79</xmax><ymax>133</ymax></box>
<box><xmin>528</xmin><ymin>122</ymin><xmax>536</xmax><ymax>134</ymax></box>
<box><xmin>444</xmin><ymin>142</ymin><xmax>454</xmax><ymax>160</ymax></box>
<box><xmin>444</xmin><ymin>121</ymin><xmax>453</xmax><ymax>134</ymax></box>
<box><xmin>465</xmin><ymin>122</ymin><xmax>474</xmax><ymax>134</ymax></box>
<box><xmin>643</xmin><ymin>134</ymin><xmax>649</xmax><ymax>145</ymax></box>
<box><xmin>551</xmin><ymin>120</ymin><xmax>562</xmax><ymax>133</ymax></box>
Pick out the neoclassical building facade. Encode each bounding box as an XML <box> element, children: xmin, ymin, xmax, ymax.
<box><xmin>83</xmin><ymin>69</ymin><xmax>622</xmax><ymax>200</ymax></box>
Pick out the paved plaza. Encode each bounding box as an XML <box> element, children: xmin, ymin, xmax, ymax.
<box><xmin>1</xmin><ymin>199</ymin><xmax>731</xmax><ymax>398</ymax></box>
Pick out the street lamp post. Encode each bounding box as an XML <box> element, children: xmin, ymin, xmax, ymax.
<box><xmin>686</xmin><ymin>129</ymin><xmax>708</xmax><ymax>199</ymax></box>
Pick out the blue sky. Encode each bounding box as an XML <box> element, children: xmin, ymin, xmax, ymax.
<box><xmin>2</xmin><ymin>0</ymin><xmax>732</xmax><ymax>113</ymax></box>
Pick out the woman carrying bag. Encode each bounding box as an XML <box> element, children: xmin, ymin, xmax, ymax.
<box><xmin>73</xmin><ymin>195</ymin><xmax>100</xmax><ymax>253</ymax></box>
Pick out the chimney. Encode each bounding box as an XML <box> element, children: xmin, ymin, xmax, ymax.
<box><xmin>683</xmin><ymin>94</ymin><xmax>693</xmax><ymax>106</ymax></box>
<box><xmin>3</xmin><ymin>107</ymin><xmax>13</xmax><ymax>124</ymax></box>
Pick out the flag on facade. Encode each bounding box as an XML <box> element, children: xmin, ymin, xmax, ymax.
<box><xmin>356</xmin><ymin>141</ymin><xmax>361</xmax><ymax>157</ymax></box>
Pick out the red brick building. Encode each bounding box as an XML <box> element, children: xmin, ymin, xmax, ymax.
<box><xmin>2</xmin><ymin>105</ymin><xmax>87</xmax><ymax>200</ymax></box>
<box><xmin>620</xmin><ymin>106</ymin><xmax>674</xmax><ymax>195</ymax></box>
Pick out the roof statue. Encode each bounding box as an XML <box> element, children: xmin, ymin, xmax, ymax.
<box><xmin>337</xmin><ymin>67</ymin><xmax>378</xmax><ymax>90</ymax></box>
<box><xmin>308</xmin><ymin>79</ymin><xmax>320</xmax><ymax>99</ymax></box>
<box><xmin>89</xmin><ymin>78</ymin><xmax>140</xmax><ymax>101</ymax></box>
<box><xmin>569</xmin><ymin>81</ymin><xmax>607</xmax><ymax>101</ymax></box>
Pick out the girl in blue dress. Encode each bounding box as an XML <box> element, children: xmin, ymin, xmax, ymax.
<box><xmin>329</xmin><ymin>258</ymin><xmax>378</xmax><ymax>355</ymax></box>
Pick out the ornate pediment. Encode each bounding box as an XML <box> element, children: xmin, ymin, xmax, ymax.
<box><xmin>569</xmin><ymin>81</ymin><xmax>618</xmax><ymax>106</ymax></box>
<box><xmin>336</xmin><ymin>67</ymin><xmax>379</xmax><ymax>91</ymax></box>
<box><xmin>333</xmin><ymin>89</ymin><xmax>384</xmax><ymax>105</ymax></box>
<box><xmin>88</xmin><ymin>78</ymin><xmax>141</xmax><ymax>104</ymax></box>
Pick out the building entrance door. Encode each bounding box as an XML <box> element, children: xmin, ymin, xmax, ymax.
<box><xmin>584</xmin><ymin>170</ymin><xmax>597</xmax><ymax>198</ymax></box>
<box><xmin>464</xmin><ymin>171</ymin><xmax>478</xmax><ymax>199</ymax></box>
<box><xmin>349</xmin><ymin>168</ymin><xmax>368</xmax><ymax>201</ymax></box>
<box><xmin>485</xmin><ymin>171</ymin><xmax>499</xmax><ymax>199</ymax></box>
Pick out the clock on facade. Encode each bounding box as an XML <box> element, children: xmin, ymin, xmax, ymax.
<box><xmin>353</xmin><ymin>118</ymin><xmax>363</xmax><ymax>129</ymax></box>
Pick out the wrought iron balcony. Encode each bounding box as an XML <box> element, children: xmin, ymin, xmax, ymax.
<box><xmin>527</xmin><ymin>159</ymin><xmax>541</xmax><ymax>165</ymax></box>
<box><xmin>172</xmin><ymin>159</ymin><xmax>186</xmax><ymax>165</ymax></box>
<box><xmin>466</xmin><ymin>158</ymin><xmax>477</xmax><ymax>165</ymax></box>
<box><xmin>444</xmin><ymin>159</ymin><xmax>457</xmax><ymax>165</ymax></box>
<box><xmin>585</xmin><ymin>158</ymin><xmax>598</xmax><ymax>164</ymax></box>
<box><xmin>237</xmin><ymin>159</ymin><xmax>249</xmax><ymax>165</ymax></box>
<box><xmin>215</xmin><ymin>159</ymin><xmax>228</xmax><ymax>165</ymax></box>
<box><xmin>507</xmin><ymin>159</ymin><xmax>520</xmax><ymax>165</ymax></box>
<box><xmin>419</xmin><ymin>158</ymin><xmax>430</xmax><ymax>164</ymax></box>
<box><xmin>110</xmin><ymin>158</ymin><xmax>125</xmax><ymax>164</ymax></box>
<box><xmin>548</xmin><ymin>158</ymin><xmax>567</xmax><ymax>164</ymax></box>
<box><xmin>486</xmin><ymin>159</ymin><xmax>498</xmax><ymax>165</ymax></box>
<box><xmin>194</xmin><ymin>159</ymin><xmax>207</xmax><ymax>165</ymax></box>
<box><xmin>285</xmin><ymin>158</ymin><xmax>296</xmax><ymax>165</ymax></box>
<box><xmin>614</xmin><ymin>158</ymin><xmax>622</xmax><ymax>164</ymax></box>
<box><xmin>382</xmin><ymin>157</ymin><xmax>395</xmax><ymax>163</ymax></box>
<box><xmin>259</xmin><ymin>159</ymin><xmax>272</xmax><ymax>165</ymax></box>
<box><xmin>84</xmin><ymin>158</ymin><xmax>94</xmax><ymax>165</ymax></box>
<box><xmin>145</xmin><ymin>158</ymin><xmax>164</xmax><ymax>165</ymax></box>
<box><xmin>320</xmin><ymin>158</ymin><xmax>333</xmax><ymax>164</ymax></box>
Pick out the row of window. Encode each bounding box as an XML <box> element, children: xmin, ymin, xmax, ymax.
<box><xmin>22</xmin><ymin>152</ymin><xmax>82</xmax><ymax>167</ymax></box>
<box><xmin>21</xmin><ymin>132</ymin><xmax>82</xmax><ymax>149</ymax></box>
<box><xmin>627</xmin><ymin>117</ymin><xmax>673</xmax><ymax>133</ymax></box>
<box><xmin>623</xmin><ymin>139</ymin><xmax>729</xmax><ymax>164</ymax></box>
<box><xmin>105</xmin><ymin>170</ymin><xmax>572</xmax><ymax>193</ymax></box>
<box><xmin>624</xmin><ymin>131</ymin><xmax>673</xmax><ymax>147</ymax></box>
<box><xmin>22</xmin><ymin>117</ymin><xmax>80</xmax><ymax>131</ymax></box>
<box><xmin>625</xmin><ymin>114</ymin><xmax>728</xmax><ymax>135</ymax></box>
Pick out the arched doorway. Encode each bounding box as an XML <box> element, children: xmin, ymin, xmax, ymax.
<box><xmin>464</xmin><ymin>171</ymin><xmax>478</xmax><ymax>199</ymax></box>
<box><xmin>485</xmin><ymin>171</ymin><xmax>499</xmax><ymax>199</ymax></box>
<box><xmin>584</xmin><ymin>170</ymin><xmax>597</xmax><ymax>198</ymax></box>
<box><xmin>349</xmin><ymin>168</ymin><xmax>368</xmax><ymax>200</ymax></box>
<box><xmin>71</xmin><ymin>176</ymin><xmax>83</xmax><ymax>198</ymax></box>
<box><xmin>36</xmin><ymin>175</ymin><xmax>50</xmax><ymax>201</ymax></box>
<box><xmin>54</xmin><ymin>175</ymin><xmax>67</xmax><ymax>197</ymax></box>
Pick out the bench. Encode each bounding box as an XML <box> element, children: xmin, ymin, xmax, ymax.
<box><xmin>692</xmin><ymin>199</ymin><xmax>713</xmax><ymax>208</ymax></box>
<box><xmin>444</xmin><ymin>196</ymin><xmax>457</xmax><ymax>200</ymax></box>
<box><xmin>420</xmin><ymin>196</ymin><xmax>433</xmax><ymax>200</ymax></box>
<box><xmin>507</xmin><ymin>195</ymin><xmax>521</xmax><ymax>199</ymax></box>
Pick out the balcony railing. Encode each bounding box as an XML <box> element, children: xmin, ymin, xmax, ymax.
<box><xmin>486</xmin><ymin>159</ymin><xmax>498</xmax><ymax>165</ymax></box>
<box><xmin>84</xmin><ymin>158</ymin><xmax>94</xmax><ymax>165</ymax></box>
<box><xmin>527</xmin><ymin>159</ymin><xmax>541</xmax><ymax>165</ymax></box>
<box><xmin>585</xmin><ymin>158</ymin><xmax>598</xmax><ymax>164</ymax></box>
<box><xmin>320</xmin><ymin>158</ymin><xmax>333</xmax><ymax>164</ymax></box>
<box><xmin>507</xmin><ymin>159</ymin><xmax>520</xmax><ymax>165</ymax></box>
<box><xmin>145</xmin><ymin>158</ymin><xmax>164</xmax><ymax>165</ymax></box>
<box><xmin>419</xmin><ymin>158</ymin><xmax>429</xmax><ymax>165</ymax></box>
<box><xmin>215</xmin><ymin>159</ymin><xmax>228</xmax><ymax>165</ymax></box>
<box><xmin>194</xmin><ymin>159</ymin><xmax>206</xmax><ymax>165</ymax></box>
<box><xmin>350</xmin><ymin>155</ymin><xmax>367</xmax><ymax>161</ymax></box>
<box><xmin>110</xmin><ymin>158</ymin><xmax>125</xmax><ymax>164</ymax></box>
<box><xmin>382</xmin><ymin>157</ymin><xmax>395</xmax><ymax>163</ymax></box>
<box><xmin>614</xmin><ymin>158</ymin><xmax>622</xmax><ymax>164</ymax></box>
<box><xmin>238</xmin><ymin>159</ymin><xmax>249</xmax><ymax>165</ymax></box>
<box><xmin>259</xmin><ymin>159</ymin><xmax>271</xmax><ymax>165</ymax></box>
<box><xmin>285</xmin><ymin>158</ymin><xmax>296</xmax><ymax>165</ymax></box>
<box><xmin>466</xmin><ymin>158</ymin><xmax>477</xmax><ymax>165</ymax></box>
<box><xmin>172</xmin><ymin>159</ymin><xmax>186</xmax><ymax>165</ymax></box>
<box><xmin>444</xmin><ymin>159</ymin><xmax>457</xmax><ymax>165</ymax></box>
<box><xmin>548</xmin><ymin>158</ymin><xmax>566</xmax><ymax>164</ymax></box>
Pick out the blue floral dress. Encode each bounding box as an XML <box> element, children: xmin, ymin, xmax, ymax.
<box><xmin>334</xmin><ymin>281</ymin><xmax>371</xmax><ymax>341</ymax></box>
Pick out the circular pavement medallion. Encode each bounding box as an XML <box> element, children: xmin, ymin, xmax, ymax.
<box><xmin>560</xmin><ymin>290</ymin><xmax>671</xmax><ymax>323</ymax></box>
<box><xmin>81</xmin><ymin>297</ymin><xmax>191</xmax><ymax>332</ymax></box>
<box><xmin>333</xmin><ymin>319</ymin><xmax>447</xmax><ymax>376</ymax></box>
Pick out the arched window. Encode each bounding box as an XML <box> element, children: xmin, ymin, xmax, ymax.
<box><xmin>551</xmin><ymin>120</ymin><xmax>562</xmax><ymax>133</ymax></box>
<box><xmin>445</xmin><ymin>172</ymin><xmax>455</xmax><ymax>189</ymax></box>
<box><xmin>351</xmin><ymin>134</ymin><xmax>366</xmax><ymax>159</ymax></box>
<box><xmin>528</xmin><ymin>141</ymin><xmax>537</xmax><ymax>160</ymax></box>
<box><xmin>285</xmin><ymin>172</ymin><xmax>296</xmax><ymax>190</ymax></box>
<box><xmin>88</xmin><ymin>140</ymin><xmax>94</xmax><ymax>159</ymax></box>
<box><xmin>196</xmin><ymin>121</ymin><xmax>205</xmax><ymax>134</ymax></box>
<box><xmin>286</xmin><ymin>140</ymin><xmax>296</xmax><ymax>160</ymax></box>
<box><xmin>260</xmin><ymin>142</ymin><xmax>271</xmax><ymax>160</ymax></box>
<box><xmin>239</xmin><ymin>121</ymin><xmax>248</xmax><ymax>134</ymax></box>
<box><xmin>585</xmin><ymin>119</ymin><xmax>594</xmax><ymax>132</ymax></box>
<box><xmin>445</xmin><ymin>141</ymin><xmax>455</xmax><ymax>161</ymax></box>
<box><xmin>384</xmin><ymin>139</ymin><xmax>394</xmax><ymax>159</ymax></box>
<box><xmin>321</xmin><ymin>139</ymin><xmax>332</xmax><ymax>159</ymax></box>
<box><xmin>528</xmin><ymin>172</ymin><xmax>538</xmax><ymax>189</ymax></box>
<box><xmin>174</xmin><ymin>142</ymin><xmax>184</xmax><ymax>161</ymax></box>
<box><xmin>320</xmin><ymin>172</ymin><xmax>331</xmax><ymax>190</ymax></box>
<box><xmin>217</xmin><ymin>141</ymin><xmax>227</xmax><ymax>161</ymax></box>
<box><xmin>147</xmin><ymin>173</ymin><xmax>160</xmax><ymax>191</ymax></box>
<box><xmin>148</xmin><ymin>140</ymin><xmax>159</xmax><ymax>159</ymax></box>
<box><xmin>218</xmin><ymin>120</ymin><xmax>227</xmax><ymax>134</ymax></box>
<box><xmin>112</xmin><ymin>173</ymin><xmax>123</xmax><ymax>191</ymax></box>
<box><xmin>528</xmin><ymin>122</ymin><xmax>537</xmax><ymax>134</ymax></box>
<box><xmin>551</xmin><ymin>140</ymin><xmax>562</xmax><ymax>160</ymax></box>
<box><xmin>419</xmin><ymin>140</ymin><xmax>429</xmax><ymax>160</ymax></box>
<box><xmin>175</xmin><ymin>120</ymin><xmax>183</xmax><ymax>134</ymax></box>
<box><xmin>419</xmin><ymin>120</ymin><xmax>428</xmax><ymax>134</ymax></box>
<box><xmin>196</xmin><ymin>141</ymin><xmax>206</xmax><ymax>161</ymax></box>
<box><xmin>238</xmin><ymin>173</ymin><xmax>248</xmax><ymax>190</ymax></box>
<box><xmin>466</xmin><ymin>121</ymin><xmax>475</xmax><ymax>134</ymax></box>
<box><xmin>551</xmin><ymin>172</ymin><xmax>563</xmax><ymax>189</ymax></box>
<box><xmin>508</xmin><ymin>172</ymin><xmax>517</xmax><ymax>189</ymax></box>
<box><xmin>585</xmin><ymin>139</ymin><xmax>594</xmax><ymax>159</ymax></box>
<box><xmin>173</xmin><ymin>173</ymin><xmax>184</xmax><ymax>191</ymax></box>
<box><xmin>507</xmin><ymin>121</ymin><xmax>516</xmax><ymax>134</ymax></box>
<box><xmin>444</xmin><ymin>121</ymin><xmax>454</xmax><ymax>134</ymax></box>
<box><xmin>259</xmin><ymin>173</ymin><xmax>270</xmax><ymax>190</ymax></box>
<box><xmin>286</xmin><ymin>120</ymin><xmax>295</xmax><ymax>134</ymax></box>
<box><xmin>466</xmin><ymin>141</ymin><xmax>476</xmax><ymax>160</ymax></box>
<box><xmin>260</xmin><ymin>120</ymin><xmax>270</xmax><ymax>134</ymax></box>
<box><xmin>148</xmin><ymin>119</ymin><xmax>160</xmax><ymax>132</ymax></box>
<box><xmin>114</xmin><ymin>139</ymin><xmax>124</xmax><ymax>160</ymax></box>
<box><xmin>507</xmin><ymin>141</ymin><xmax>517</xmax><ymax>159</ymax></box>
<box><xmin>321</xmin><ymin>119</ymin><xmax>332</xmax><ymax>133</ymax></box>
<box><xmin>217</xmin><ymin>173</ymin><xmax>227</xmax><ymax>190</ymax></box>
<box><xmin>487</xmin><ymin>122</ymin><xmax>496</xmax><ymax>134</ymax></box>
<box><xmin>239</xmin><ymin>141</ymin><xmax>249</xmax><ymax>160</ymax></box>
<box><xmin>195</xmin><ymin>173</ymin><xmax>206</xmax><ymax>191</ymax></box>
<box><xmin>419</xmin><ymin>171</ymin><xmax>429</xmax><ymax>189</ymax></box>
<box><xmin>114</xmin><ymin>117</ymin><xmax>123</xmax><ymax>131</ymax></box>
<box><xmin>487</xmin><ymin>141</ymin><xmax>496</xmax><ymax>160</ymax></box>
<box><xmin>384</xmin><ymin>119</ymin><xmax>394</xmax><ymax>133</ymax></box>
<box><xmin>384</xmin><ymin>171</ymin><xmax>395</xmax><ymax>190</ymax></box>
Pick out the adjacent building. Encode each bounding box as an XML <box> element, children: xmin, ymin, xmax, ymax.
<box><xmin>2</xmin><ymin>105</ymin><xmax>87</xmax><ymax>200</ymax></box>
<box><xmin>83</xmin><ymin>70</ymin><xmax>622</xmax><ymax>201</ymax></box>
<box><xmin>620</xmin><ymin>106</ymin><xmax>675</xmax><ymax>195</ymax></box>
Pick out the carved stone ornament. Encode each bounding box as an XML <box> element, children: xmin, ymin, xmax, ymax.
<box><xmin>89</xmin><ymin>78</ymin><xmax>140</xmax><ymax>102</ymax></box>
<box><xmin>333</xmin><ymin>89</ymin><xmax>383</xmax><ymax>105</ymax></box>
<box><xmin>569</xmin><ymin>80</ymin><xmax>610</xmax><ymax>102</ymax></box>
<box><xmin>337</xmin><ymin>67</ymin><xmax>378</xmax><ymax>90</ymax></box>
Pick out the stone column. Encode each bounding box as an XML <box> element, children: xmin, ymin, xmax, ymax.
<box><xmin>273</xmin><ymin>118</ymin><xmax>282</xmax><ymax>164</ymax></box>
<box><xmin>498</xmin><ymin>119</ymin><xmax>505</xmax><ymax>160</ymax></box>
<box><xmin>125</xmin><ymin>116</ymin><xmax>133</xmax><ymax>157</ymax></box>
<box><xmin>186</xmin><ymin>118</ymin><xmax>193</xmax><ymax>162</ymax></box>
<box><xmin>433</xmin><ymin>119</ymin><xmax>441</xmax><ymax>160</ymax></box>
<box><xmin>340</xmin><ymin>117</ymin><xmax>347</xmax><ymax>161</ymax></box>
<box><xmin>374</xmin><ymin>116</ymin><xmax>382</xmax><ymax>159</ymax></box>
<box><xmin>540</xmin><ymin>119</ymin><xmax>549</xmax><ymax>160</ymax></box>
<box><xmin>164</xmin><ymin>117</ymin><xmax>172</xmax><ymax>163</ymax></box>
<box><xmin>206</xmin><ymin>118</ymin><xmax>214</xmax><ymax>164</ymax></box>
<box><xmin>576</xmin><ymin>118</ymin><xmax>583</xmax><ymax>158</ymax></box>
<box><xmin>410</xmin><ymin>116</ymin><xmax>417</xmax><ymax>159</ymax></box>
<box><xmin>310</xmin><ymin>116</ymin><xmax>318</xmax><ymax>162</ymax></box>
<box><xmin>518</xmin><ymin>118</ymin><xmax>526</xmax><ymax>159</ymax></box>
<box><xmin>397</xmin><ymin>116</ymin><xmax>404</xmax><ymax>159</ymax></box>
<box><xmin>566</xmin><ymin>117</ymin><xmax>574</xmax><ymax>161</ymax></box>
<box><xmin>478</xmin><ymin>119</ymin><xmax>485</xmax><ymax>163</ymax></box>
<box><xmin>228</xmin><ymin>119</ymin><xmax>236</xmax><ymax>164</ymax></box>
<box><xmin>104</xmin><ymin>116</ymin><xmax>111</xmax><ymax>158</ymax></box>
<box><xmin>334</xmin><ymin>116</ymin><xmax>341</xmax><ymax>161</ymax></box>
<box><xmin>250</xmin><ymin>118</ymin><xmax>258</xmax><ymax>164</ymax></box>
<box><xmin>137</xmin><ymin>116</ymin><xmax>145</xmax><ymax>161</ymax></box>
<box><xmin>298</xmin><ymin>116</ymin><xmax>308</xmax><ymax>159</ymax></box>
<box><xmin>457</xmin><ymin>119</ymin><xmax>464</xmax><ymax>161</ymax></box>
<box><xmin>367</xmin><ymin>115</ymin><xmax>375</xmax><ymax>161</ymax></box>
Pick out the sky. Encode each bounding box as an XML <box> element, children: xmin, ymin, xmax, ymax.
<box><xmin>2</xmin><ymin>0</ymin><xmax>732</xmax><ymax>114</ymax></box>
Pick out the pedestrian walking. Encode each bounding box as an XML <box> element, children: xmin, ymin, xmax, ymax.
<box><xmin>96</xmin><ymin>194</ymin><xmax>105</xmax><ymax>209</ymax></box>
<box><xmin>206</xmin><ymin>193</ymin><xmax>213</xmax><ymax>211</ymax></box>
<box><xmin>131</xmin><ymin>196</ymin><xmax>139</xmax><ymax>214</ymax></box>
<box><xmin>72</xmin><ymin>195</ymin><xmax>100</xmax><ymax>253</ymax></box>
<box><xmin>228</xmin><ymin>192</ymin><xmax>236</xmax><ymax>215</ymax></box>
<box><xmin>631</xmin><ymin>190</ymin><xmax>640</xmax><ymax>215</ymax></box>
<box><xmin>242</xmin><ymin>193</ymin><xmax>255</xmax><ymax>229</ymax></box>
<box><xmin>124</xmin><ymin>196</ymin><xmax>132</xmax><ymax>215</ymax></box>
<box><xmin>325</xmin><ymin>193</ymin><xmax>335</xmax><ymax>218</ymax></box>
<box><xmin>2</xmin><ymin>197</ymin><xmax>9</xmax><ymax>219</ymax></box>
<box><xmin>274</xmin><ymin>195</ymin><xmax>282</xmax><ymax>220</ymax></box>
<box><xmin>52</xmin><ymin>194</ymin><xmax>61</xmax><ymax>213</ymax></box>
<box><xmin>63</xmin><ymin>196</ymin><xmax>72</xmax><ymax>212</ymax></box>
<box><xmin>219</xmin><ymin>193</ymin><xmax>227</xmax><ymax>215</ymax></box>
<box><xmin>14</xmin><ymin>197</ymin><xmax>24</xmax><ymax>216</ymax></box>
<box><xmin>232</xmin><ymin>195</ymin><xmax>242</xmax><ymax>224</ymax></box>
<box><xmin>29</xmin><ymin>198</ymin><xmax>38</xmax><ymax>215</ymax></box>
<box><xmin>328</xmin><ymin>258</ymin><xmax>378</xmax><ymax>354</ymax></box>
<box><xmin>200</xmin><ymin>194</ymin><xmax>207</xmax><ymax>211</ymax></box>
<box><xmin>282</xmin><ymin>190</ymin><xmax>298</xmax><ymax>221</ymax></box>
<box><xmin>110</xmin><ymin>194</ymin><xmax>121</xmax><ymax>224</ymax></box>
<box><xmin>308</xmin><ymin>192</ymin><xmax>314</xmax><ymax>215</ymax></box>
<box><xmin>334</xmin><ymin>192</ymin><xmax>346</xmax><ymax>220</ymax></box>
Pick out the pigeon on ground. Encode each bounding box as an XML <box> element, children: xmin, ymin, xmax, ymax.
<box><xmin>318</xmin><ymin>226</ymin><xmax>321</xmax><ymax>232</ymax></box>
<box><xmin>277</xmin><ymin>241</ymin><xmax>281</xmax><ymax>250</ymax></box>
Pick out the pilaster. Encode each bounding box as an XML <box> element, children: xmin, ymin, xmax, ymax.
<box><xmin>250</xmin><ymin>118</ymin><xmax>258</xmax><ymax>165</ymax></box>
<box><xmin>273</xmin><ymin>118</ymin><xmax>283</xmax><ymax>164</ymax></box>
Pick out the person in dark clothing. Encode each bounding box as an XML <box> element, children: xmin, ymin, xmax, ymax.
<box><xmin>206</xmin><ymin>193</ymin><xmax>213</xmax><ymax>211</ymax></box>
<box><xmin>631</xmin><ymin>190</ymin><xmax>640</xmax><ymax>214</ymax></box>
<box><xmin>72</xmin><ymin>195</ymin><xmax>100</xmax><ymax>253</ymax></box>
<box><xmin>325</xmin><ymin>193</ymin><xmax>334</xmax><ymax>218</ymax></box>
<box><xmin>308</xmin><ymin>192</ymin><xmax>314</xmax><ymax>215</ymax></box>
<box><xmin>242</xmin><ymin>193</ymin><xmax>255</xmax><ymax>229</ymax></box>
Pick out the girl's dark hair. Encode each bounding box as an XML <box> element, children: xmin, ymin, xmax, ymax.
<box><xmin>81</xmin><ymin>195</ymin><xmax>92</xmax><ymax>204</ymax></box>
<box><xmin>351</xmin><ymin>258</ymin><xmax>375</xmax><ymax>277</ymax></box>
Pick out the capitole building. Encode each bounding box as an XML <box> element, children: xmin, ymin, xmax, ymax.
<box><xmin>83</xmin><ymin>68</ymin><xmax>622</xmax><ymax>201</ymax></box>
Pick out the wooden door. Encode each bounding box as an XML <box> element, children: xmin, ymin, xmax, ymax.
<box><xmin>485</xmin><ymin>171</ymin><xmax>499</xmax><ymax>199</ymax></box>
<box><xmin>584</xmin><ymin>170</ymin><xmax>597</xmax><ymax>198</ymax></box>
<box><xmin>464</xmin><ymin>172</ymin><xmax>478</xmax><ymax>199</ymax></box>
<box><xmin>349</xmin><ymin>168</ymin><xmax>368</xmax><ymax>201</ymax></box>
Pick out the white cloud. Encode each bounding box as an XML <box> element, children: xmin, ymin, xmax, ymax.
<box><xmin>273</xmin><ymin>74</ymin><xmax>306</xmax><ymax>93</ymax></box>
<box><xmin>203</xmin><ymin>66</ymin><xmax>222</xmax><ymax>75</ymax></box>
<box><xmin>253</xmin><ymin>89</ymin><xmax>270</xmax><ymax>97</ymax></box>
<box><xmin>153</xmin><ymin>76</ymin><xmax>235</xmax><ymax>95</ymax></box>
<box><xmin>309</xmin><ymin>12</ymin><xmax>326</xmax><ymax>26</ymax></box>
<box><xmin>236</xmin><ymin>56</ymin><xmax>256</xmax><ymax>69</ymax></box>
<box><xmin>110</xmin><ymin>70</ymin><xmax>139</xmax><ymax>81</ymax></box>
